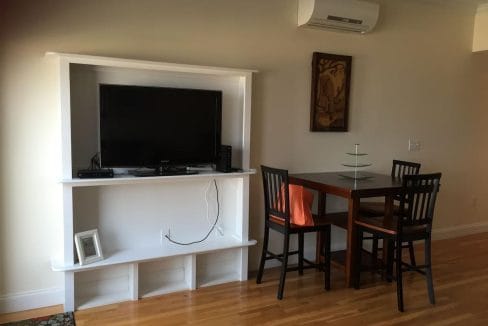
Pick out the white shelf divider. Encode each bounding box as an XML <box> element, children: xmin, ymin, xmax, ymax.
<box><xmin>129</xmin><ymin>264</ymin><xmax>138</xmax><ymax>301</ymax></box>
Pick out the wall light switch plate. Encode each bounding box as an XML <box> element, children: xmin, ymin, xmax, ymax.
<box><xmin>408</xmin><ymin>139</ymin><xmax>421</xmax><ymax>151</ymax></box>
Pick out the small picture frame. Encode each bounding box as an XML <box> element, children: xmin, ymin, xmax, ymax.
<box><xmin>74</xmin><ymin>229</ymin><xmax>104</xmax><ymax>265</ymax></box>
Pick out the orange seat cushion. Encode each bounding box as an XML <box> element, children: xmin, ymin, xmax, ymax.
<box><xmin>275</xmin><ymin>184</ymin><xmax>315</xmax><ymax>226</ymax></box>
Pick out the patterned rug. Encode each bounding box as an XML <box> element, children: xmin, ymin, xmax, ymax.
<box><xmin>1</xmin><ymin>312</ymin><xmax>75</xmax><ymax>326</ymax></box>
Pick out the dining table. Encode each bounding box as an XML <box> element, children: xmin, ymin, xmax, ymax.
<box><xmin>289</xmin><ymin>171</ymin><xmax>403</xmax><ymax>287</ymax></box>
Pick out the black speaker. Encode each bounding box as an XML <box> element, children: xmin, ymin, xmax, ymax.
<box><xmin>216</xmin><ymin>145</ymin><xmax>232</xmax><ymax>172</ymax></box>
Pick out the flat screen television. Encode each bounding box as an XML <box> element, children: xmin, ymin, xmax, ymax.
<box><xmin>99</xmin><ymin>84</ymin><xmax>222</xmax><ymax>168</ymax></box>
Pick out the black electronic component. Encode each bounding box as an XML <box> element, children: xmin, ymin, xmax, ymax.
<box><xmin>77</xmin><ymin>169</ymin><xmax>114</xmax><ymax>179</ymax></box>
<box><xmin>216</xmin><ymin>145</ymin><xmax>232</xmax><ymax>173</ymax></box>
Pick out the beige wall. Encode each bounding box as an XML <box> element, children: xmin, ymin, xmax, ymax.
<box><xmin>0</xmin><ymin>0</ymin><xmax>486</xmax><ymax>310</ymax></box>
<box><xmin>473</xmin><ymin>5</ymin><xmax>488</xmax><ymax>51</ymax></box>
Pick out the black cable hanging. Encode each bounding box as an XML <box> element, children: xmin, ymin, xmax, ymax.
<box><xmin>165</xmin><ymin>179</ymin><xmax>220</xmax><ymax>245</ymax></box>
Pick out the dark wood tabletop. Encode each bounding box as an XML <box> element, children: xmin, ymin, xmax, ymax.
<box><xmin>289</xmin><ymin>171</ymin><xmax>402</xmax><ymax>197</ymax></box>
<box><xmin>289</xmin><ymin>171</ymin><xmax>402</xmax><ymax>287</ymax></box>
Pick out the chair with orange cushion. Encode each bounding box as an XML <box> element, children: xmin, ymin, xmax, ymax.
<box><xmin>256</xmin><ymin>165</ymin><xmax>332</xmax><ymax>299</ymax></box>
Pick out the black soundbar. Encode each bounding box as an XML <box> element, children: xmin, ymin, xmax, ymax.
<box><xmin>78</xmin><ymin>169</ymin><xmax>114</xmax><ymax>179</ymax></box>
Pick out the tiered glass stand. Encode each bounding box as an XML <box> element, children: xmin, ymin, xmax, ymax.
<box><xmin>340</xmin><ymin>144</ymin><xmax>372</xmax><ymax>180</ymax></box>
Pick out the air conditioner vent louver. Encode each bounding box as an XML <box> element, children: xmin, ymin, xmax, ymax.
<box><xmin>327</xmin><ymin>15</ymin><xmax>363</xmax><ymax>25</ymax></box>
<box><xmin>298</xmin><ymin>0</ymin><xmax>379</xmax><ymax>34</ymax></box>
<box><xmin>309</xmin><ymin>22</ymin><xmax>369</xmax><ymax>33</ymax></box>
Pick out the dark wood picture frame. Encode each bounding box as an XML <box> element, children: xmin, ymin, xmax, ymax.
<box><xmin>310</xmin><ymin>52</ymin><xmax>352</xmax><ymax>132</ymax></box>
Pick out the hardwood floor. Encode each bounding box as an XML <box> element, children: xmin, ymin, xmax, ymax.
<box><xmin>2</xmin><ymin>232</ymin><xmax>488</xmax><ymax>325</ymax></box>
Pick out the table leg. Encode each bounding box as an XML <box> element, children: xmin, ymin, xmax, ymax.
<box><xmin>316</xmin><ymin>192</ymin><xmax>327</xmax><ymax>265</ymax></box>
<box><xmin>346</xmin><ymin>196</ymin><xmax>359</xmax><ymax>287</ymax></box>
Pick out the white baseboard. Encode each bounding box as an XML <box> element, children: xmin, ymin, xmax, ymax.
<box><xmin>433</xmin><ymin>221</ymin><xmax>488</xmax><ymax>240</ymax></box>
<box><xmin>0</xmin><ymin>287</ymin><xmax>64</xmax><ymax>314</ymax></box>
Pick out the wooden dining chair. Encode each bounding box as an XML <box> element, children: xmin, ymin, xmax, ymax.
<box><xmin>256</xmin><ymin>165</ymin><xmax>332</xmax><ymax>299</ymax></box>
<box><xmin>354</xmin><ymin>173</ymin><xmax>442</xmax><ymax>312</ymax></box>
<box><xmin>360</xmin><ymin>160</ymin><xmax>421</xmax><ymax>267</ymax></box>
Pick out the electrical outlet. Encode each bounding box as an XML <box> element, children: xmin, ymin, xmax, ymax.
<box><xmin>408</xmin><ymin>139</ymin><xmax>421</xmax><ymax>152</ymax></box>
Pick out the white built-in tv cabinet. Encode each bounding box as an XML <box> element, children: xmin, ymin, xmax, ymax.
<box><xmin>47</xmin><ymin>52</ymin><xmax>257</xmax><ymax>311</ymax></box>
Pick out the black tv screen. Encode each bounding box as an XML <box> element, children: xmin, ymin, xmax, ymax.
<box><xmin>99</xmin><ymin>84</ymin><xmax>222</xmax><ymax>168</ymax></box>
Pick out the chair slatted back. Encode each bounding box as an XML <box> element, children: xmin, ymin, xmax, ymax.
<box><xmin>398</xmin><ymin>173</ymin><xmax>442</xmax><ymax>232</ymax></box>
<box><xmin>261</xmin><ymin>165</ymin><xmax>291</xmax><ymax>225</ymax></box>
<box><xmin>392</xmin><ymin>160</ymin><xmax>421</xmax><ymax>178</ymax></box>
<box><xmin>391</xmin><ymin>160</ymin><xmax>421</xmax><ymax>200</ymax></box>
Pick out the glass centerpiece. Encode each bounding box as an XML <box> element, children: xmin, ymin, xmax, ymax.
<box><xmin>339</xmin><ymin>144</ymin><xmax>372</xmax><ymax>180</ymax></box>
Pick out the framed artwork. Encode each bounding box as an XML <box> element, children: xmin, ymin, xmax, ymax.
<box><xmin>74</xmin><ymin>229</ymin><xmax>104</xmax><ymax>265</ymax></box>
<box><xmin>310</xmin><ymin>52</ymin><xmax>352</xmax><ymax>132</ymax></box>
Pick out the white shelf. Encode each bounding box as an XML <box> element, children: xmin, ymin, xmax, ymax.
<box><xmin>197</xmin><ymin>273</ymin><xmax>241</xmax><ymax>288</ymax></box>
<box><xmin>52</xmin><ymin>236</ymin><xmax>256</xmax><ymax>272</ymax></box>
<box><xmin>46</xmin><ymin>52</ymin><xmax>258</xmax><ymax>76</ymax></box>
<box><xmin>61</xmin><ymin>170</ymin><xmax>255</xmax><ymax>187</ymax></box>
<box><xmin>76</xmin><ymin>292</ymin><xmax>132</xmax><ymax>310</ymax></box>
<box><xmin>140</xmin><ymin>282</ymin><xmax>189</xmax><ymax>299</ymax></box>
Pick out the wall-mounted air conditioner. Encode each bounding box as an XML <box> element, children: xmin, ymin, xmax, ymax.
<box><xmin>298</xmin><ymin>0</ymin><xmax>380</xmax><ymax>34</ymax></box>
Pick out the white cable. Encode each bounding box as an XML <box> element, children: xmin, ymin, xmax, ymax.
<box><xmin>205</xmin><ymin>179</ymin><xmax>212</xmax><ymax>226</ymax></box>
<box><xmin>206</xmin><ymin>179</ymin><xmax>224</xmax><ymax>236</ymax></box>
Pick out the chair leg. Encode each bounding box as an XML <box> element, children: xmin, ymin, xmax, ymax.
<box><xmin>277</xmin><ymin>232</ymin><xmax>290</xmax><ymax>300</ymax></box>
<box><xmin>256</xmin><ymin>225</ymin><xmax>269</xmax><ymax>284</ymax></box>
<box><xmin>386</xmin><ymin>239</ymin><xmax>394</xmax><ymax>282</ymax></box>
<box><xmin>324</xmin><ymin>226</ymin><xmax>331</xmax><ymax>291</ymax></box>
<box><xmin>298</xmin><ymin>232</ymin><xmax>304</xmax><ymax>276</ymax></box>
<box><xmin>354</xmin><ymin>228</ymin><xmax>363</xmax><ymax>289</ymax></box>
<box><xmin>408</xmin><ymin>241</ymin><xmax>416</xmax><ymax>267</ymax></box>
<box><xmin>425</xmin><ymin>237</ymin><xmax>436</xmax><ymax>305</ymax></box>
<box><xmin>396</xmin><ymin>237</ymin><xmax>404</xmax><ymax>312</ymax></box>
<box><xmin>316</xmin><ymin>230</ymin><xmax>324</xmax><ymax>266</ymax></box>
<box><xmin>372</xmin><ymin>235</ymin><xmax>379</xmax><ymax>268</ymax></box>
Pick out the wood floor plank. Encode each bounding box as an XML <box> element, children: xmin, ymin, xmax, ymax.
<box><xmin>2</xmin><ymin>232</ymin><xmax>488</xmax><ymax>325</ymax></box>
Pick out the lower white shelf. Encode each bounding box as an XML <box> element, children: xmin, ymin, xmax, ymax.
<box><xmin>138</xmin><ymin>256</ymin><xmax>193</xmax><ymax>298</ymax></box>
<box><xmin>53</xmin><ymin>236</ymin><xmax>256</xmax><ymax>272</ymax></box>
<box><xmin>140</xmin><ymin>282</ymin><xmax>190</xmax><ymax>299</ymax></box>
<box><xmin>75</xmin><ymin>264</ymin><xmax>133</xmax><ymax>310</ymax></box>
<box><xmin>197</xmin><ymin>272</ymin><xmax>241</xmax><ymax>288</ymax></box>
<box><xmin>77</xmin><ymin>292</ymin><xmax>132</xmax><ymax>310</ymax></box>
<box><xmin>58</xmin><ymin>236</ymin><xmax>255</xmax><ymax>310</ymax></box>
<box><xmin>197</xmin><ymin>247</ymin><xmax>243</xmax><ymax>287</ymax></box>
